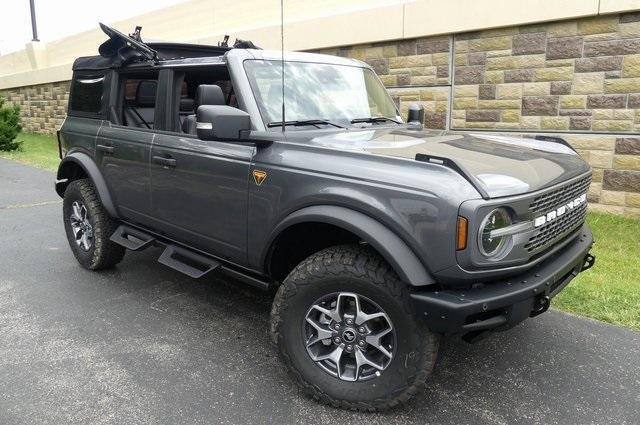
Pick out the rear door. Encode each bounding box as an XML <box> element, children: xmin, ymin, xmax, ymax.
<box><xmin>95</xmin><ymin>125</ymin><xmax>154</xmax><ymax>223</ymax></box>
<box><xmin>95</xmin><ymin>71</ymin><xmax>159</xmax><ymax>224</ymax></box>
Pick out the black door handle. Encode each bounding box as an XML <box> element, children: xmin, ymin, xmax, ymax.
<box><xmin>152</xmin><ymin>155</ymin><xmax>177</xmax><ymax>167</ymax></box>
<box><xmin>97</xmin><ymin>144</ymin><xmax>114</xmax><ymax>154</ymax></box>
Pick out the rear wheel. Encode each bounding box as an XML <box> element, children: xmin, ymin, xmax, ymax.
<box><xmin>270</xmin><ymin>244</ymin><xmax>439</xmax><ymax>411</ymax></box>
<box><xmin>63</xmin><ymin>179</ymin><xmax>125</xmax><ymax>270</ymax></box>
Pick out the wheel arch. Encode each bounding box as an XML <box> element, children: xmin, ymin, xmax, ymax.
<box><xmin>56</xmin><ymin>152</ymin><xmax>118</xmax><ymax>218</ymax></box>
<box><xmin>263</xmin><ymin>205</ymin><xmax>435</xmax><ymax>287</ymax></box>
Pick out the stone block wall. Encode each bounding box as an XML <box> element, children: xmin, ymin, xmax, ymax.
<box><xmin>452</xmin><ymin>13</ymin><xmax>640</xmax><ymax>132</ymax></box>
<box><xmin>2</xmin><ymin>12</ymin><xmax>640</xmax><ymax>214</ymax></box>
<box><xmin>319</xmin><ymin>35</ymin><xmax>451</xmax><ymax>87</ymax></box>
<box><xmin>387</xmin><ymin>86</ymin><xmax>450</xmax><ymax>129</ymax></box>
<box><xmin>545</xmin><ymin>134</ymin><xmax>640</xmax><ymax>216</ymax></box>
<box><xmin>1</xmin><ymin>81</ymin><xmax>69</xmax><ymax>134</ymax></box>
<box><xmin>315</xmin><ymin>12</ymin><xmax>640</xmax><ymax>216</ymax></box>
<box><xmin>317</xmin><ymin>36</ymin><xmax>452</xmax><ymax>131</ymax></box>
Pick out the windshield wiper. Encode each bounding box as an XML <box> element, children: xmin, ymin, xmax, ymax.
<box><xmin>350</xmin><ymin>116</ymin><xmax>401</xmax><ymax>124</ymax></box>
<box><xmin>267</xmin><ymin>119</ymin><xmax>345</xmax><ymax>128</ymax></box>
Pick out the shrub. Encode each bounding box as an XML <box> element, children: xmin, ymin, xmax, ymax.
<box><xmin>0</xmin><ymin>95</ymin><xmax>22</xmax><ymax>151</ymax></box>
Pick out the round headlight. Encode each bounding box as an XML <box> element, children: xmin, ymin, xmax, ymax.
<box><xmin>478</xmin><ymin>208</ymin><xmax>512</xmax><ymax>258</ymax></box>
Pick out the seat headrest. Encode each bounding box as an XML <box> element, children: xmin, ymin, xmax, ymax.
<box><xmin>195</xmin><ymin>84</ymin><xmax>225</xmax><ymax>108</ymax></box>
<box><xmin>136</xmin><ymin>80</ymin><xmax>157</xmax><ymax>107</ymax></box>
<box><xmin>179</xmin><ymin>98</ymin><xmax>194</xmax><ymax>112</ymax></box>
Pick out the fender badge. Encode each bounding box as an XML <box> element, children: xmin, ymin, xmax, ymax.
<box><xmin>253</xmin><ymin>170</ymin><xmax>267</xmax><ymax>186</ymax></box>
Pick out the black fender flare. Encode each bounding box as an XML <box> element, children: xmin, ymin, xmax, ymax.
<box><xmin>264</xmin><ymin>205</ymin><xmax>435</xmax><ymax>286</ymax></box>
<box><xmin>55</xmin><ymin>152</ymin><xmax>118</xmax><ymax>218</ymax></box>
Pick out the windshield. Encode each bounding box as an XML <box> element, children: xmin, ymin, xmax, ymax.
<box><xmin>244</xmin><ymin>60</ymin><xmax>401</xmax><ymax>128</ymax></box>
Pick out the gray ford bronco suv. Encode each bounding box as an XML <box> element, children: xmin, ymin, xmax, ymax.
<box><xmin>56</xmin><ymin>24</ymin><xmax>596</xmax><ymax>411</ymax></box>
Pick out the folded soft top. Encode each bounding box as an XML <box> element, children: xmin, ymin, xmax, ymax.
<box><xmin>72</xmin><ymin>23</ymin><xmax>232</xmax><ymax>71</ymax></box>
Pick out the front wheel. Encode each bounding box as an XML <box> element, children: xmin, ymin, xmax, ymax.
<box><xmin>270</xmin><ymin>245</ymin><xmax>439</xmax><ymax>411</ymax></box>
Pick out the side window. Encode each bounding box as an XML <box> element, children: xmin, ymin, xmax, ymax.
<box><xmin>118</xmin><ymin>73</ymin><xmax>158</xmax><ymax>129</ymax></box>
<box><xmin>173</xmin><ymin>66</ymin><xmax>236</xmax><ymax>134</ymax></box>
<box><xmin>69</xmin><ymin>73</ymin><xmax>106</xmax><ymax>117</ymax></box>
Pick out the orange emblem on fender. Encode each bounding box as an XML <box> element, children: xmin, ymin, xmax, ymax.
<box><xmin>253</xmin><ymin>170</ymin><xmax>267</xmax><ymax>186</ymax></box>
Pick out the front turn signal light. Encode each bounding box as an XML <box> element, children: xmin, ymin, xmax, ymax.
<box><xmin>456</xmin><ymin>216</ymin><xmax>468</xmax><ymax>251</ymax></box>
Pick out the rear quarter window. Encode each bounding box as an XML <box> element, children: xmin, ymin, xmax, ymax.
<box><xmin>69</xmin><ymin>74</ymin><xmax>107</xmax><ymax>117</ymax></box>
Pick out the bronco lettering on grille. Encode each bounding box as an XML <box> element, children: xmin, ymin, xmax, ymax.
<box><xmin>533</xmin><ymin>193</ymin><xmax>587</xmax><ymax>228</ymax></box>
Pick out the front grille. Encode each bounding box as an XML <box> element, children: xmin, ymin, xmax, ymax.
<box><xmin>529</xmin><ymin>175</ymin><xmax>592</xmax><ymax>215</ymax></box>
<box><xmin>524</xmin><ymin>175</ymin><xmax>591</xmax><ymax>252</ymax></box>
<box><xmin>525</xmin><ymin>202</ymin><xmax>587</xmax><ymax>252</ymax></box>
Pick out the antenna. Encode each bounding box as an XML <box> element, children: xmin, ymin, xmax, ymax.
<box><xmin>281</xmin><ymin>0</ymin><xmax>285</xmax><ymax>132</ymax></box>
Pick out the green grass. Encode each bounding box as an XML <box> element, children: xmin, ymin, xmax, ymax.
<box><xmin>0</xmin><ymin>132</ymin><xmax>59</xmax><ymax>171</ymax></box>
<box><xmin>554</xmin><ymin>212</ymin><xmax>640</xmax><ymax>331</ymax></box>
<box><xmin>1</xmin><ymin>132</ymin><xmax>639</xmax><ymax>330</ymax></box>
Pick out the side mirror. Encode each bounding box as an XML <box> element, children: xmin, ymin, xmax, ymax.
<box><xmin>196</xmin><ymin>105</ymin><xmax>251</xmax><ymax>141</ymax></box>
<box><xmin>407</xmin><ymin>103</ymin><xmax>425</xmax><ymax>128</ymax></box>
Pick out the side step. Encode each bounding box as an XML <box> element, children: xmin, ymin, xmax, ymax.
<box><xmin>110</xmin><ymin>225</ymin><xmax>156</xmax><ymax>251</ymax></box>
<box><xmin>158</xmin><ymin>245</ymin><xmax>220</xmax><ymax>279</ymax></box>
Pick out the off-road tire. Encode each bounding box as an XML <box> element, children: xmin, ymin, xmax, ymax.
<box><xmin>270</xmin><ymin>244</ymin><xmax>439</xmax><ymax>411</ymax></box>
<box><xmin>63</xmin><ymin>179</ymin><xmax>125</xmax><ymax>270</ymax></box>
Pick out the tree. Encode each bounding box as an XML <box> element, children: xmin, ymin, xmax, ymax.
<box><xmin>0</xmin><ymin>95</ymin><xmax>22</xmax><ymax>151</ymax></box>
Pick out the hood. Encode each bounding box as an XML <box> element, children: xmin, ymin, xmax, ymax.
<box><xmin>306</xmin><ymin>128</ymin><xmax>590</xmax><ymax>198</ymax></box>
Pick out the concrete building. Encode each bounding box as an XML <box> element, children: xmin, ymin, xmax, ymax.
<box><xmin>1</xmin><ymin>0</ymin><xmax>640</xmax><ymax>215</ymax></box>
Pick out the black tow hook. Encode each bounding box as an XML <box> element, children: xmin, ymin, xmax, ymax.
<box><xmin>581</xmin><ymin>254</ymin><xmax>596</xmax><ymax>272</ymax></box>
<box><xmin>530</xmin><ymin>295</ymin><xmax>550</xmax><ymax>317</ymax></box>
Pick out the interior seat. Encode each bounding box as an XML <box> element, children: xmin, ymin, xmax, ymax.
<box><xmin>183</xmin><ymin>84</ymin><xmax>226</xmax><ymax>134</ymax></box>
<box><xmin>178</xmin><ymin>98</ymin><xmax>194</xmax><ymax>128</ymax></box>
<box><xmin>124</xmin><ymin>80</ymin><xmax>157</xmax><ymax>128</ymax></box>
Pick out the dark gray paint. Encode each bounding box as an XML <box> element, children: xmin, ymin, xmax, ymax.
<box><xmin>1</xmin><ymin>158</ymin><xmax>638</xmax><ymax>424</ymax></box>
<box><xmin>261</xmin><ymin>205</ymin><xmax>435</xmax><ymax>285</ymax></box>
<box><xmin>56</xmin><ymin>151</ymin><xmax>118</xmax><ymax>218</ymax></box>
<box><xmin>95</xmin><ymin>123</ymin><xmax>154</xmax><ymax>223</ymax></box>
<box><xmin>57</xmin><ymin>115</ymin><xmax>99</xmax><ymax>158</ymax></box>
<box><xmin>58</xmin><ymin>49</ymin><xmax>592</xmax><ymax>287</ymax></box>
<box><xmin>246</xmin><ymin>137</ymin><xmax>478</xmax><ymax>278</ymax></box>
<box><xmin>196</xmin><ymin>105</ymin><xmax>252</xmax><ymax>140</ymax></box>
<box><xmin>148</xmin><ymin>132</ymin><xmax>254</xmax><ymax>264</ymax></box>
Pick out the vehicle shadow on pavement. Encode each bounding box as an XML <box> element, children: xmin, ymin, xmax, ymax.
<box><xmin>85</xmin><ymin>247</ymin><xmax>638</xmax><ymax>424</ymax></box>
<box><xmin>2</xmin><ymin>161</ymin><xmax>636</xmax><ymax>424</ymax></box>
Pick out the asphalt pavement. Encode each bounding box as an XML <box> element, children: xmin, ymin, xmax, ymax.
<box><xmin>0</xmin><ymin>157</ymin><xmax>638</xmax><ymax>425</ymax></box>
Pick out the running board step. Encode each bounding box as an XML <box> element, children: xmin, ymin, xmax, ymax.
<box><xmin>110</xmin><ymin>225</ymin><xmax>155</xmax><ymax>251</ymax></box>
<box><xmin>158</xmin><ymin>245</ymin><xmax>220</xmax><ymax>279</ymax></box>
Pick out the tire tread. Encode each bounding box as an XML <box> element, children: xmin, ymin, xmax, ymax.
<box><xmin>270</xmin><ymin>244</ymin><xmax>439</xmax><ymax>412</ymax></box>
<box><xmin>64</xmin><ymin>179</ymin><xmax>125</xmax><ymax>270</ymax></box>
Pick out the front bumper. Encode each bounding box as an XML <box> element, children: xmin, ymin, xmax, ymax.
<box><xmin>411</xmin><ymin>224</ymin><xmax>595</xmax><ymax>340</ymax></box>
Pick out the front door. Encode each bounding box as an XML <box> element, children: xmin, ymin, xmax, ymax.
<box><xmin>148</xmin><ymin>133</ymin><xmax>254</xmax><ymax>264</ymax></box>
<box><xmin>95</xmin><ymin>124</ymin><xmax>154</xmax><ymax>224</ymax></box>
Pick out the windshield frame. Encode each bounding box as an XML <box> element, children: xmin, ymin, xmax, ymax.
<box><xmin>242</xmin><ymin>58</ymin><xmax>402</xmax><ymax>131</ymax></box>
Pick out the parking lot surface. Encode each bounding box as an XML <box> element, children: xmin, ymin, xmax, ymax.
<box><xmin>1</xmin><ymin>158</ymin><xmax>638</xmax><ymax>424</ymax></box>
